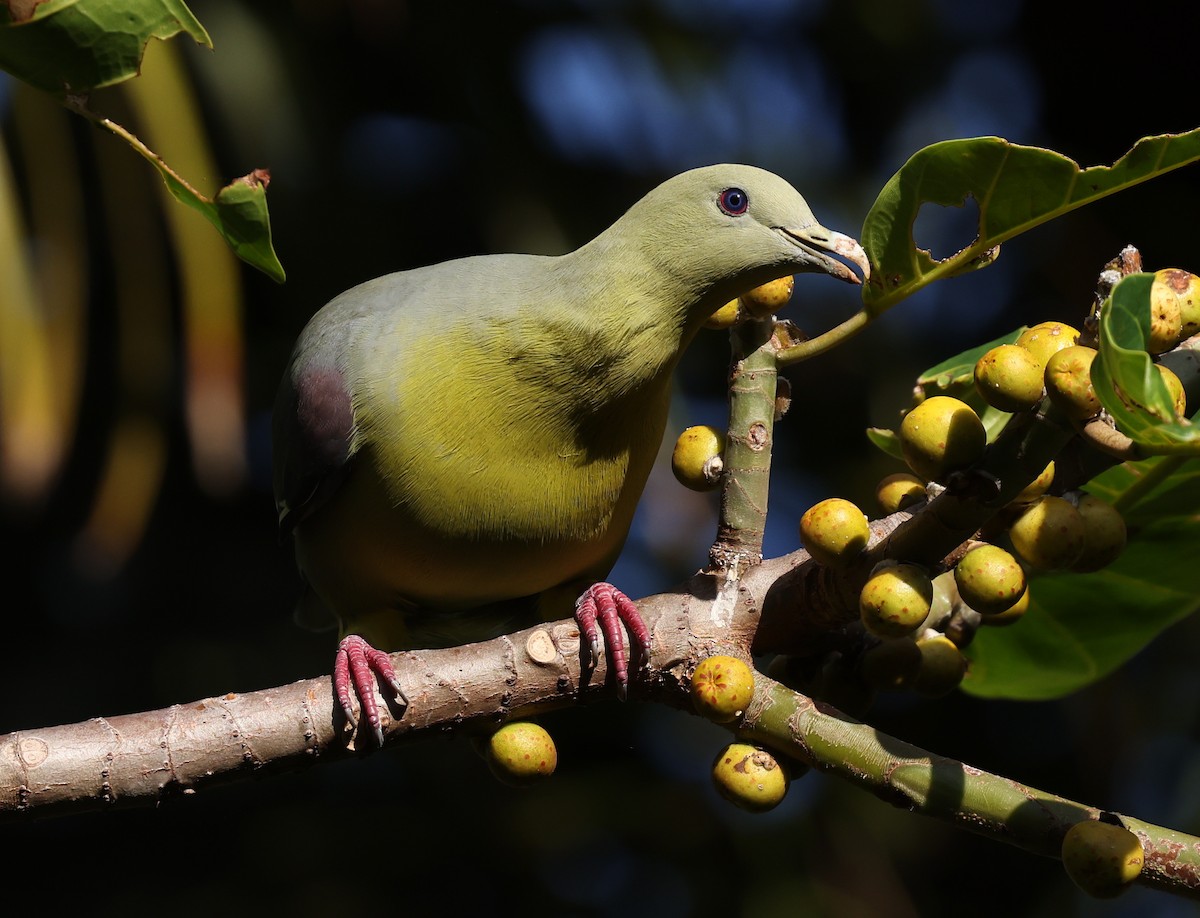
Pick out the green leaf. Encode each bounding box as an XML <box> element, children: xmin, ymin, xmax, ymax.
<box><xmin>74</xmin><ymin>102</ymin><xmax>285</xmax><ymax>282</ymax></box>
<box><xmin>1092</xmin><ymin>273</ymin><xmax>1199</xmax><ymax>453</ymax></box>
<box><xmin>866</xmin><ymin>426</ymin><xmax>904</xmax><ymax>461</ymax></box>
<box><xmin>861</xmin><ymin>130</ymin><xmax>1200</xmax><ymax>314</ymax></box>
<box><xmin>963</xmin><ymin>457</ymin><xmax>1200</xmax><ymax>699</ymax></box>
<box><xmin>0</xmin><ymin>0</ymin><xmax>210</xmax><ymax>93</ymax></box>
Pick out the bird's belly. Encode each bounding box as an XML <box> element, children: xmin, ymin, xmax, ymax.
<box><xmin>293</xmin><ymin>445</ymin><xmax>638</xmax><ymax>621</ymax></box>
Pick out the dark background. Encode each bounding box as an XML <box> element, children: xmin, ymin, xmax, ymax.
<box><xmin>3</xmin><ymin>1</ymin><xmax>1199</xmax><ymax>914</ymax></box>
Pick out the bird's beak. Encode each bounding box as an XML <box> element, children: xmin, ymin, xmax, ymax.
<box><xmin>780</xmin><ymin>224</ymin><xmax>871</xmax><ymax>285</ymax></box>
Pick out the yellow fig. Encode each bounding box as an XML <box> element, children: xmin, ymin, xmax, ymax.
<box><xmin>671</xmin><ymin>425</ymin><xmax>724</xmax><ymax>491</ymax></box>
<box><xmin>897</xmin><ymin>396</ymin><xmax>986</xmax><ymax>482</ymax></box>
<box><xmin>800</xmin><ymin>498</ymin><xmax>870</xmax><ymax>569</ymax></box>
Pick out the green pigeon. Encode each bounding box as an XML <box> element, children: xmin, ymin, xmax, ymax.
<box><xmin>273</xmin><ymin>164</ymin><xmax>868</xmax><ymax>742</ymax></box>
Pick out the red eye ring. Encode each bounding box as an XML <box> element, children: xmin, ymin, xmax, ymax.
<box><xmin>718</xmin><ymin>187</ymin><xmax>749</xmax><ymax>216</ymax></box>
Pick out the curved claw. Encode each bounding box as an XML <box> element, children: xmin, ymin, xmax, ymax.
<box><xmin>574</xmin><ymin>583</ymin><xmax>652</xmax><ymax>700</ymax></box>
<box><xmin>334</xmin><ymin>634</ymin><xmax>406</xmax><ymax>745</ymax></box>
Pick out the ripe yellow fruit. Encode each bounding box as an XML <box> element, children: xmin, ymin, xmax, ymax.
<box><xmin>859</xmin><ymin>563</ymin><xmax>933</xmax><ymax>639</ymax></box>
<box><xmin>800</xmin><ymin>498</ymin><xmax>870</xmax><ymax>569</ymax></box>
<box><xmin>1012</xmin><ymin>461</ymin><xmax>1055</xmax><ymax>505</ymax></box>
<box><xmin>1070</xmin><ymin>494</ymin><xmax>1127</xmax><ymax>572</ymax></box>
<box><xmin>980</xmin><ymin>585</ymin><xmax>1029</xmax><ymax>626</ymax></box>
<box><xmin>1148</xmin><ymin>270</ymin><xmax>1186</xmax><ymax>353</ymax></box>
<box><xmin>875</xmin><ymin>472</ymin><xmax>925</xmax><ymax>513</ymax></box>
<box><xmin>711</xmin><ymin>743</ymin><xmax>789</xmax><ymax>812</ymax></box>
<box><xmin>897</xmin><ymin>396</ymin><xmax>987</xmax><ymax>482</ymax></box>
<box><xmin>486</xmin><ymin>722</ymin><xmax>558</xmax><ymax>787</ymax></box>
<box><xmin>671</xmin><ymin>425</ymin><xmax>724</xmax><ymax>491</ymax></box>
<box><xmin>1061</xmin><ymin>820</ymin><xmax>1144</xmax><ymax>899</ymax></box>
<box><xmin>954</xmin><ymin>545</ymin><xmax>1026</xmax><ymax>615</ymax></box>
<box><xmin>740</xmin><ymin>275</ymin><xmax>795</xmax><ymax>317</ymax></box>
<box><xmin>1152</xmin><ymin>268</ymin><xmax>1200</xmax><ymax>338</ymax></box>
<box><xmin>690</xmin><ymin>655</ymin><xmax>755</xmax><ymax>723</ymax></box>
<box><xmin>705</xmin><ymin>298</ymin><xmax>741</xmax><ymax>329</ymax></box>
<box><xmin>1156</xmin><ymin>363</ymin><xmax>1188</xmax><ymax>417</ymax></box>
<box><xmin>973</xmin><ymin>344</ymin><xmax>1045</xmax><ymax>412</ymax></box>
<box><xmin>912</xmin><ymin>634</ymin><xmax>967</xmax><ymax>696</ymax></box>
<box><xmin>1015</xmin><ymin>321</ymin><xmax>1080</xmax><ymax>371</ymax></box>
<box><xmin>1045</xmin><ymin>345</ymin><xmax>1101</xmax><ymax>420</ymax></box>
<box><xmin>1008</xmin><ymin>496</ymin><xmax>1086</xmax><ymax>570</ymax></box>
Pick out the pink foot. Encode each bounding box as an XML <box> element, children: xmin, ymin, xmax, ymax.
<box><xmin>574</xmin><ymin>582</ymin><xmax>652</xmax><ymax>699</ymax></box>
<box><xmin>334</xmin><ymin>634</ymin><xmax>406</xmax><ymax>745</ymax></box>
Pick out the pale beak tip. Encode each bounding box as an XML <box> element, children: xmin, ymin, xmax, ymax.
<box><xmin>828</xmin><ymin>231</ymin><xmax>872</xmax><ymax>283</ymax></box>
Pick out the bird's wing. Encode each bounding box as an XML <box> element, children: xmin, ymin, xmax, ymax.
<box><xmin>271</xmin><ymin>319</ymin><xmax>359</xmax><ymax>537</ymax></box>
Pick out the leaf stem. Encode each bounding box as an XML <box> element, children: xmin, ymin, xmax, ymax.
<box><xmin>775</xmin><ymin>307</ymin><xmax>873</xmax><ymax>367</ymax></box>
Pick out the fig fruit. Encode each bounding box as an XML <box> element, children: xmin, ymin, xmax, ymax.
<box><xmin>954</xmin><ymin>544</ymin><xmax>1026</xmax><ymax>615</ymax></box>
<box><xmin>690</xmin><ymin>655</ymin><xmax>755</xmax><ymax>723</ymax></box>
<box><xmin>800</xmin><ymin>498</ymin><xmax>870</xmax><ymax>569</ymax></box>
<box><xmin>740</xmin><ymin>275</ymin><xmax>795</xmax><ymax>317</ymax></box>
<box><xmin>1061</xmin><ymin>820</ymin><xmax>1144</xmax><ymax>899</ymax></box>
<box><xmin>875</xmin><ymin>472</ymin><xmax>925</xmax><ymax>513</ymax></box>
<box><xmin>898</xmin><ymin>396</ymin><xmax>986</xmax><ymax>482</ymax></box>
<box><xmin>487</xmin><ymin>722</ymin><xmax>558</xmax><ymax>787</ymax></box>
<box><xmin>672</xmin><ymin>425</ymin><xmax>724</xmax><ymax>491</ymax></box>
<box><xmin>1045</xmin><ymin>345</ymin><xmax>1101</xmax><ymax>420</ymax></box>
<box><xmin>1008</xmin><ymin>496</ymin><xmax>1085</xmax><ymax>570</ymax></box>
<box><xmin>712</xmin><ymin>743</ymin><xmax>789</xmax><ymax>812</ymax></box>
<box><xmin>974</xmin><ymin>344</ymin><xmax>1045</xmax><ymax>412</ymax></box>
<box><xmin>860</xmin><ymin>563</ymin><xmax>934</xmax><ymax>639</ymax></box>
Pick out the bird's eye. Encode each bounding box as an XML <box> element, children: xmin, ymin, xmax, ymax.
<box><xmin>718</xmin><ymin>187</ymin><xmax>749</xmax><ymax>216</ymax></box>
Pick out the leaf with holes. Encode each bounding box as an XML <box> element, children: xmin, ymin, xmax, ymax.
<box><xmin>860</xmin><ymin>130</ymin><xmax>1200</xmax><ymax>315</ymax></box>
<box><xmin>0</xmin><ymin>0</ymin><xmax>210</xmax><ymax>93</ymax></box>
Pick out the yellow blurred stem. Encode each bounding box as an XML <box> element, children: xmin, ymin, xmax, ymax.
<box><xmin>73</xmin><ymin>419</ymin><xmax>167</xmax><ymax>577</ymax></box>
<box><xmin>122</xmin><ymin>39</ymin><xmax>246</xmax><ymax>495</ymax></box>
<box><xmin>10</xmin><ymin>86</ymin><xmax>88</xmax><ymax>482</ymax></box>
<box><xmin>0</xmin><ymin>131</ymin><xmax>62</xmax><ymax>500</ymax></box>
<box><xmin>72</xmin><ymin>101</ymin><xmax>174</xmax><ymax>575</ymax></box>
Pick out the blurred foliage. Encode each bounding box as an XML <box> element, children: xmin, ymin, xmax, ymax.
<box><xmin>3</xmin><ymin>1</ymin><xmax>1200</xmax><ymax>916</ymax></box>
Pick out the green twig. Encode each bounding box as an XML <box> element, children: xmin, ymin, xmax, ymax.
<box><xmin>775</xmin><ymin>307</ymin><xmax>873</xmax><ymax>367</ymax></box>
<box><xmin>741</xmin><ymin>676</ymin><xmax>1200</xmax><ymax>899</ymax></box>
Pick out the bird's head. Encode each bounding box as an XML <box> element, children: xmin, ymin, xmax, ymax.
<box><xmin>618</xmin><ymin>164</ymin><xmax>869</xmax><ymax>319</ymax></box>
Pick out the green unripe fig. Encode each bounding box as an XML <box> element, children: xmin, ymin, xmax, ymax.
<box><xmin>973</xmin><ymin>343</ymin><xmax>1045</xmax><ymax>412</ymax></box>
<box><xmin>671</xmin><ymin>425</ymin><xmax>724</xmax><ymax>491</ymax></box>
<box><xmin>859</xmin><ymin>639</ymin><xmax>922</xmax><ymax>691</ymax></box>
<box><xmin>1015</xmin><ymin>321</ymin><xmax>1080</xmax><ymax>371</ymax></box>
<box><xmin>1061</xmin><ymin>820</ymin><xmax>1144</xmax><ymax>899</ymax></box>
<box><xmin>1070</xmin><ymin>494</ymin><xmax>1127</xmax><ymax>572</ymax></box>
<box><xmin>897</xmin><ymin>396</ymin><xmax>987</xmax><ymax>482</ymax></box>
<box><xmin>860</xmin><ymin>563</ymin><xmax>934</xmax><ymax>639</ymax></box>
<box><xmin>1156</xmin><ymin>363</ymin><xmax>1187</xmax><ymax>417</ymax></box>
<box><xmin>1012</xmin><ymin>461</ymin><xmax>1055</xmax><ymax>505</ymax></box>
<box><xmin>954</xmin><ymin>544</ymin><xmax>1026</xmax><ymax>615</ymax></box>
<box><xmin>912</xmin><ymin>634</ymin><xmax>967</xmax><ymax>696</ymax></box>
<box><xmin>1008</xmin><ymin>496</ymin><xmax>1086</xmax><ymax>570</ymax></box>
<box><xmin>800</xmin><ymin>498</ymin><xmax>870</xmax><ymax>569</ymax></box>
<box><xmin>1147</xmin><ymin>271</ymin><xmax>1185</xmax><ymax>353</ymax></box>
<box><xmin>1154</xmin><ymin>268</ymin><xmax>1200</xmax><ymax>338</ymax></box>
<box><xmin>1045</xmin><ymin>345</ymin><xmax>1101</xmax><ymax>420</ymax></box>
<box><xmin>486</xmin><ymin>722</ymin><xmax>558</xmax><ymax>787</ymax></box>
<box><xmin>740</xmin><ymin>274</ymin><xmax>795</xmax><ymax>317</ymax></box>
<box><xmin>980</xmin><ymin>585</ymin><xmax>1029</xmax><ymax>626</ymax></box>
<box><xmin>711</xmin><ymin>743</ymin><xmax>789</xmax><ymax>812</ymax></box>
<box><xmin>705</xmin><ymin>298</ymin><xmax>741</xmax><ymax>329</ymax></box>
<box><xmin>875</xmin><ymin>472</ymin><xmax>925</xmax><ymax>513</ymax></box>
<box><xmin>690</xmin><ymin>654</ymin><xmax>755</xmax><ymax>723</ymax></box>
